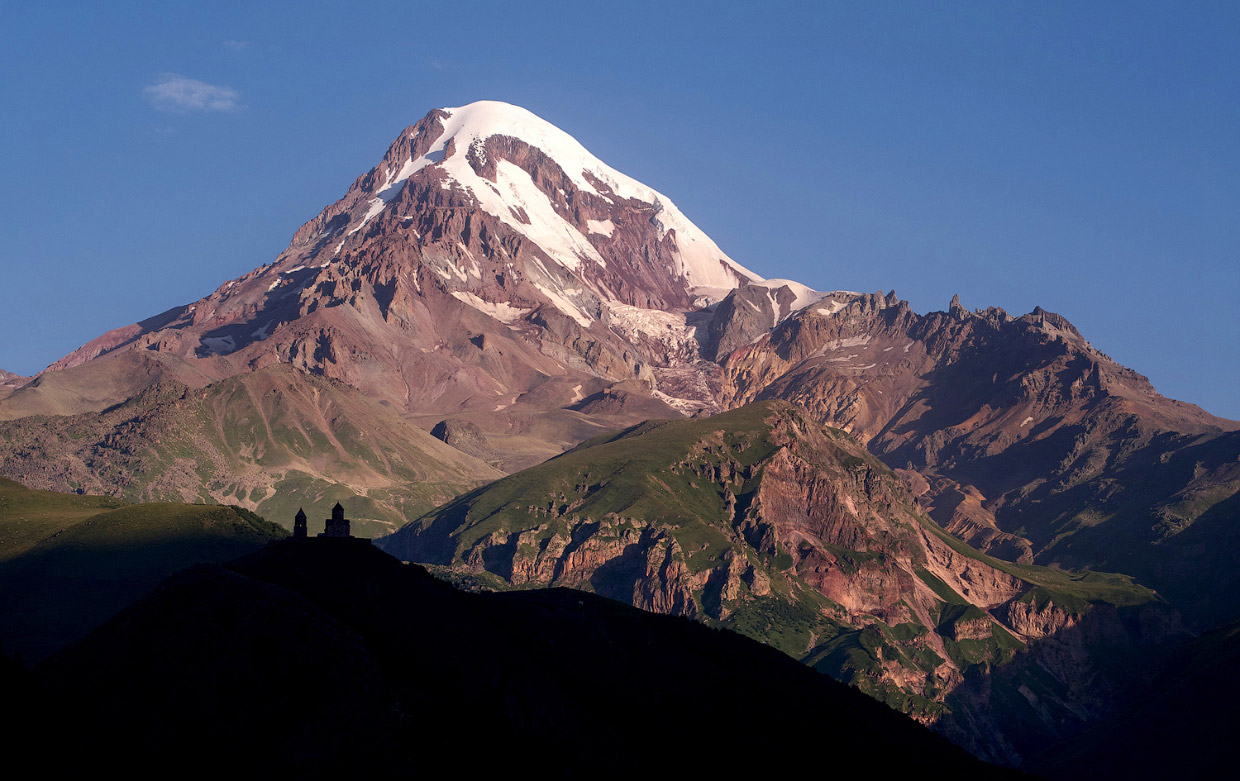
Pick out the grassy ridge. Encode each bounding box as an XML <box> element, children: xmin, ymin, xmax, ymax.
<box><xmin>0</xmin><ymin>477</ymin><xmax>124</xmax><ymax>562</ymax></box>
<box><xmin>404</xmin><ymin>403</ymin><xmax>781</xmax><ymax>561</ymax></box>
<box><xmin>384</xmin><ymin>399</ymin><xmax>1164</xmax><ymax>751</ymax></box>
<box><xmin>14</xmin><ymin>503</ymin><xmax>285</xmax><ymax>565</ymax></box>
<box><xmin>914</xmin><ymin>509</ymin><xmax>1156</xmax><ymax>607</ymax></box>
<box><xmin>0</xmin><ymin>481</ymin><xmax>286</xmax><ymax>661</ymax></box>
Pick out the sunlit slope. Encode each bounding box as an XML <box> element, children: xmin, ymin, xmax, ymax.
<box><xmin>0</xmin><ymin>364</ymin><xmax>503</xmax><ymax>537</ymax></box>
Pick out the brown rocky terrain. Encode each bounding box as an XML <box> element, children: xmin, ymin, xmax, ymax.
<box><xmin>383</xmin><ymin>400</ymin><xmax>1177</xmax><ymax>764</ymax></box>
<box><xmin>2</xmin><ymin>99</ymin><xmax>1236</xmax><ymax>766</ymax></box>
<box><xmin>712</xmin><ymin>290</ymin><xmax>1240</xmax><ymax>625</ymax></box>
<box><xmin>0</xmin><ymin>369</ymin><xmax>28</xmax><ymax>405</ymax></box>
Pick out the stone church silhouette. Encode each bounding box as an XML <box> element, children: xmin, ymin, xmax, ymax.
<box><xmin>291</xmin><ymin>502</ymin><xmax>354</xmax><ymax>539</ymax></box>
<box><xmin>321</xmin><ymin>502</ymin><xmax>351</xmax><ymax>538</ymax></box>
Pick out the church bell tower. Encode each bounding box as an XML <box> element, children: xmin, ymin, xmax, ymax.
<box><xmin>321</xmin><ymin>502</ymin><xmax>351</xmax><ymax>538</ymax></box>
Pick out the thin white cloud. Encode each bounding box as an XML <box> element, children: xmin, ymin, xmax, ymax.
<box><xmin>143</xmin><ymin>73</ymin><xmax>240</xmax><ymax>113</ymax></box>
<box><xmin>222</xmin><ymin>40</ymin><xmax>251</xmax><ymax>51</ymax></box>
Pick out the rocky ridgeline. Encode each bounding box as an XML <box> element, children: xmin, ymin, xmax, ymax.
<box><xmin>712</xmin><ymin>284</ymin><xmax>1238</xmax><ymax>623</ymax></box>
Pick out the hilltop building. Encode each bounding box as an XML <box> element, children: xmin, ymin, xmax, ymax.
<box><xmin>289</xmin><ymin>502</ymin><xmax>368</xmax><ymax>543</ymax></box>
<box><xmin>320</xmin><ymin>502</ymin><xmax>351</xmax><ymax>538</ymax></box>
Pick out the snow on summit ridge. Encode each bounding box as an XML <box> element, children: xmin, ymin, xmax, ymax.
<box><xmin>437</xmin><ymin>101</ymin><xmax>647</xmax><ymax>202</ymax></box>
<box><xmin>45</xmin><ymin>99</ymin><xmax>789</xmax><ymax>413</ymax></box>
<box><xmin>360</xmin><ymin>100</ymin><xmax>762</xmax><ymax>293</ymax></box>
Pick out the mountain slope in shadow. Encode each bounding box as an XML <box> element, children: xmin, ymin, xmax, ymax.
<box><xmin>24</xmin><ymin>539</ymin><xmax>1019</xmax><ymax>778</ymax></box>
<box><xmin>1025</xmin><ymin>619</ymin><xmax>1240</xmax><ymax>779</ymax></box>
<box><xmin>0</xmin><ymin>489</ymin><xmax>286</xmax><ymax>661</ymax></box>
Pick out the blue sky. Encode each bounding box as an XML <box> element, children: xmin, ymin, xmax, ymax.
<box><xmin>2</xmin><ymin>1</ymin><xmax>1238</xmax><ymax>418</ymax></box>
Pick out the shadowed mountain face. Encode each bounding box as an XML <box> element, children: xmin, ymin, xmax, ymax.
<box><xmin>1025</xmin><ymin>619</ymin><xmax>1240</xmax><ymax>780</ymax></box>
<box><xmin>19</xmin><ymin>539</ymin><xmax>1016</xmax><ymax>779</ymax></box>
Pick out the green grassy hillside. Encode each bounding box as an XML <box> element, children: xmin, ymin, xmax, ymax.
<box><xmin>394</xmin><ymin>404</ymin><xmax>782</xmax><ymax>561</ymax></box>
<box><xmin>0</xmin><ymin>477</ymin><xmax>124</xmax><ymax>562</ymax></box>
<box><xmin>0</xmin><ymin>364</ymin><xmax>504</xmax><ymax>537</ymax></box>
<box><xmin>0</xmin><ymin>487</ymin><xmax>286</xmax><ymax>661</ymax></box>
<box><xmin>382</xmin><ymin>400</ymin><xmax>1168</xmax><ymax>763</ymax></box>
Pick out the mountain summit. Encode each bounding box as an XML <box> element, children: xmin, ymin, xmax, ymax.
<box><xmin>328</xmin><ymin>100</ymin><xmax>761</xmax><ymax>297</ymax></box>
<box><xmin>6</xmin><ymin>100</ymin><xmax>1235</xmax><ymax>555</ymax></box>
<box><xmin>3</xmin><ymin>100</ymin><xmax>1239</xmax><ymax>767</ymax></box>
<box><xmin>4</xmin><ymin>102</ymin><xmax>1235</xmax><ymax>574</ymax></box>
<box><xmin>34</xmin><ymin>100</ymin><xmax>778</xmax><ymax>423</ymax></box>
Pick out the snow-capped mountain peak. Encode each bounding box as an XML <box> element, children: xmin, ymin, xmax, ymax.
<box><xmin>345</xmin><ymin>100</ymin><xmax>761</xmax><ymax>297</ymax></box>
<box><xmin>44</xmin><ymin>100</ymin><xmax>797</xmax><ymax>414</ymax></box>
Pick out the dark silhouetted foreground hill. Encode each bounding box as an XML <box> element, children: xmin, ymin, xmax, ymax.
<box><xmin>22</xmin><ymin>539</ymin><xmax>1018</xmax><ymax>779</ymax></box>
